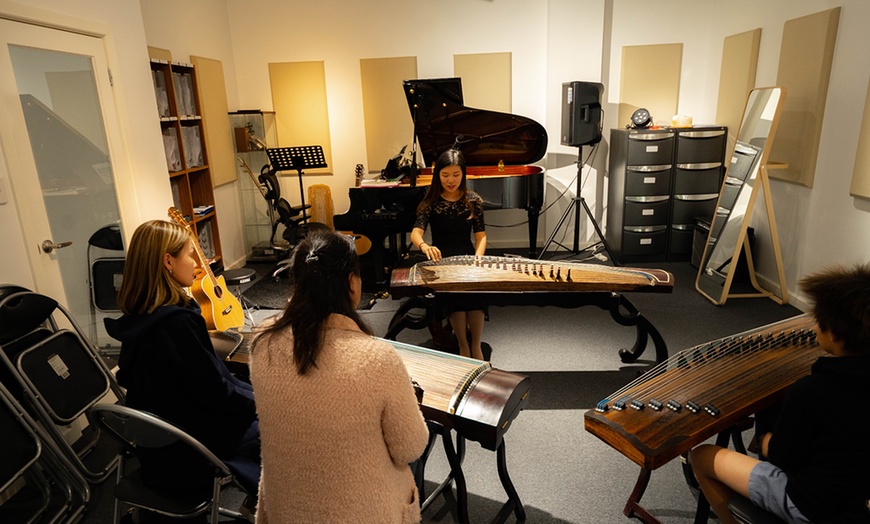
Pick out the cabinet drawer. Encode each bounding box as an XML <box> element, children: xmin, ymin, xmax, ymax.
<box><xmin>624</xmin><ymin>197</ymin><xmax>670</xmax><ymax>226</ymax></box>
<box><xmin>626</xmin><ymin>166</ymin><xmax>672</xmax><ymax>196</ymax></box>
<box><xmin>627</xmin><ymin>133</ymin><xmax>674</xmax><ymax>165</ymax></box>
<box><xmin>676</xmin><ymin>129</ymin><xmax>726</xmax><ymax>164</ymax></box>
<box><xmin>671</xmin><ymin>194</ymin><xmax>718</xmax><ymax>226</ymax></box>
<box><xmin>622</xmin><ymin>226</ymin><xmax>668</xmax><ymax>256</ymax></box>
<box><xmin>674</xmin><ymin>163</ymin><xmax>722</xmax><ymax>194</ymax></box>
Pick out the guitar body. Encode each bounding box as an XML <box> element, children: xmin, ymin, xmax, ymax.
<box><xmin>190</xmin><ymin>273</ymin><xmax>244</xmax><ymax>331</ymax></box>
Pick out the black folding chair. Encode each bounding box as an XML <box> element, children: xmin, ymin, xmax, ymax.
<box><xmin>87</xmin><ymin>403</ymin><xmax>247</xmax><ymax>524</ymax></box>
<box><xmin>0</xmin><ymin>380</ymin><xmax>89</xmax><ymax>523</ymax></box>
<box><xmin>0</xmin><ymin>285</ymin><xmax>125</xmax><ymax>484</ymax></box>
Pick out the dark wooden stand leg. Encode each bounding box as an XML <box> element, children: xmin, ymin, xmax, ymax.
<box><xmin>605</xmin><ymin>294</ymin><xmax>668</xmax><ymax>364</ymax></box>
<box><xmin>420</xmin><ymin>425</ymin><xmax>469</xmax><ymax>524</ymax></box>
<box><xmin>491</xmin><ymin>440</ymin><xmax>526</xmax><ymax>523</ymax></box>
<box><xmin>623</xmin><ymin>468</ymin><xmax>665</xmax><ymax>524</ymax></box>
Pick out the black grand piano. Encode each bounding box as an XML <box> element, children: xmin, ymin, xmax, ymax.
<box><xmin>334</xmin><ymin>77</ymin><xmax>548</xmax><ymax>285</ymax></box>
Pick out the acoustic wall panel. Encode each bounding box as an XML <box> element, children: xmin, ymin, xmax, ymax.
<box><xmin>359</xmin><ymin>56</ymin><xmax>417</xmax><ymax>175</ymax></box>
<box><xmin>850</xmin><ymin>77</ymin><xmax>870</xmax><ymax>200</ymax></box>
<box><xmin>454</xmin><ymin>52</ymin><xmax>512</xmax><ymax>113</ymax></box>
<box><xmin>618</xmin><ymin>44</ymin><xmax>682</xmax><ymax>129</ymax></box>
<box><xmin>190</xmin><ymin>56</ymin><xmax>236</xmax><ymax>187</ymax></box>
<box><xmin>768</xmin><ymin>7</ymin><xmax>840</xmax><ymax>188</ymax></box>
<box><xmin>716</xmin><ymin>29</ymin><xmax>761</xmax><ymax>152</ymax></box>
<box><xmin>268</xmin><ymin>61</ymin><xmax>332</xmax><ymax>175</ymax></box>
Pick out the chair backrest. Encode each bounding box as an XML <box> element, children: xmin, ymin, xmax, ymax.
<box><xmin>308</xmin><ymin>183</ymin><xmax>335</xmax><ymax>229</ymax></box>
<box><xmin>0</xmin><ymin>288</ymin><xmax>124</xmax><ymax>483</ymax></box>
<box><xmin>258</xmin><ymin>167</ymin><xmax>281</xmax><ymax>203</ymax></box>
<box><xmin>88</xmin><ymin>404</ymin><xmax>236</xmax><ymax>522</ymax></box>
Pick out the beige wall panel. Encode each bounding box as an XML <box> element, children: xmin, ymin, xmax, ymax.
<box><xmin>768</xmin><ymin>7</ymin><xmax>840</xmax><ymax>187</ymax></box>
<box><xmin>359</xmin><ymin>56</ymin><xmax>417</xmax><ymax>175</ymax></box>
<box><xmin>716</xmin><ymin>29</ymin><xmax>761</xmax><ymax>149</ymax></box>
<box><xmin>850</xmin><ymin>77</ymin><xmax>870</xmax><ymax>199</ymax></box>
<box><xmin>454</xmin><ymin>52</ymin><xmax>512</xmax><ymax>112</ymax></box>
<box><xmin>618</xmin><ymin>44</ymin><xmax>682</xmax><ymax>128</ymax></box>
<box><xmin>191</xmin><ymin>56</ymin><xmax>236</xmax><ymax>187</ymax></box>
<box><xmin>268</xmin><ymin>61</ymin><xmax>332</xmax><ymax>174</ymax></box>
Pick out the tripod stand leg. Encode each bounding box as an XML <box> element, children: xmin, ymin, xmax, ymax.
<box><xmin>580</xmin><ymin>197</ymin><xmax>618</xmax><ymax>266</ymax></box>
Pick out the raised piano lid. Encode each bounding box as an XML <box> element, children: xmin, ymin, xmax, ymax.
<box><xmin>403</xmin><ymin>78</ymin><xmax>548</xmax><ymax>167</ymax></box>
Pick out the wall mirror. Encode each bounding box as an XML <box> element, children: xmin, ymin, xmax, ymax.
<box><xmin>696</xmin><ymin>87</ymin><xmax>789</xmax><ymax>305</ymax></box>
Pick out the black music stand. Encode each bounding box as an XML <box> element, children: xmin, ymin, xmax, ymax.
<box><xmin>538</xmin><ymin>145</ymin><xmax>617</xmax><ymax>265</ymax></box>
<box><xmin>265</xmin><ymin>146</ymin><xmax>328</xmax><ymax>227</ymax></box>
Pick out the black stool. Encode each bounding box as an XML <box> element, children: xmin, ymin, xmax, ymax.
<box><xmin>222</xmin><ymin>268</ymin><xmax>257</xmax><ymax>326</ymax></box>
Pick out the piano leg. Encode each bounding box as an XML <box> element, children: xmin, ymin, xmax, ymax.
<box><xmin>526</xmin><ymin>206</ymin><xmax>540</xmax><ymax>259</ymax></box>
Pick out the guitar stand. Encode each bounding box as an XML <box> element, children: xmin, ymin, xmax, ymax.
<box><xmin>417</xmin><ymin>422</ymin><xmax>525</xmax><ymax>524</ymax></box>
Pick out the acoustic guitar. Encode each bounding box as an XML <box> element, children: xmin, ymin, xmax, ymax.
<box><xmin>168</xmin><ymin>207</ymin><xmax>244</xmax><ymax>331</ymax></box>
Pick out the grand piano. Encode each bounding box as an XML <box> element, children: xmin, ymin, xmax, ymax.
<box><xmin>334</xmin><ymin>77</ymin><xmax>548</xmax><ymax>285</ymax></box>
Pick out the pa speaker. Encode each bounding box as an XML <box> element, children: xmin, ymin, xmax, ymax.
<box><xmin>561</xmin><ymin>81</ymin><xmax>604</xmax><ymax>147</ymax></box>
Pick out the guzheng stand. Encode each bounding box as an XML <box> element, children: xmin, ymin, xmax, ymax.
<box><xmin>386</xmin><ymin>291</ymin><xmax>668</xmax><ymax>364</ymax></box>
<box><xmin>415</xmin><ymin>422</ymin><xmax>525</xmax><ymax>524</ymax></box>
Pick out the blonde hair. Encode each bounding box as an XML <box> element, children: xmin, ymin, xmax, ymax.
<box><xmin>118</xmin><ymin>220</ymin><xmax>192</xmax><ymax>315</ymax></box>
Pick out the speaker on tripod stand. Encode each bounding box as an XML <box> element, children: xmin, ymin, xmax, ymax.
<box><xmin>539</xmin><ymin>81</ymin><xmax>616</xmax><ymax>264</ymax></box>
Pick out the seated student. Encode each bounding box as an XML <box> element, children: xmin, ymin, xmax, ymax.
<box><xmin>689</xmin><ymin>263</ymin><xmax>870</xmax><ymax>524</ymax></box>
<box><xmin>250</xmin><ymin>230</ymin><xmax>430</xmax><ymax>523</ymax></box>
<box><xmin>106</xmin><ymin>220</ymin><xmax>259</xmax><ymax>517</ymax></box>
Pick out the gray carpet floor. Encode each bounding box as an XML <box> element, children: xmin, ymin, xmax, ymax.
<box><xmin>80</xmin><ymin>256</ymin><xmax>802</xmax><ymax>523</ymax></box>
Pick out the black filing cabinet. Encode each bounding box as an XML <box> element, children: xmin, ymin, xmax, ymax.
<box><xmin>606</xmin><ymin>126</ymin><xmax>726</xmax><ymax>264</ymax></box>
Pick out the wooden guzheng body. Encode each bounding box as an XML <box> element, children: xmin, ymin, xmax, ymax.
<box><xmin>390</xmin><ymin>255</ymin><xmax>673</xmax><ymax>296</ymax></box>
<box><xmin>387</xmin><ymin>338</ymin><xmax>530</xmax><ymax>451</ymax></box>
<box><xmin>222</xmin><ymin>333</ymin><xmax>529</xmax><ymax>451</ymax></box>
<box><xmin>584</xmin><ymin>314</ymin><xmax>825</xmax><ymax>523</ymax></box>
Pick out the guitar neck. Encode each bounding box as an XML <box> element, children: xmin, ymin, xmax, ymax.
<box><xmin>168</xmin><ymin>207</ymin><xmax>218</xmax><ymax>284</ymax></box>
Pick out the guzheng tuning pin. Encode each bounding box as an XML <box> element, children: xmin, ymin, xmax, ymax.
<box><xmin>566</xmin><ymin>268</ymin><xmax>572</xmax><ymax>281</ymax></box>
<box><xmin>549</xmin><ymin>266</ymin><xmax>554</xmax><ymax>279</ymax></box>
<box><xmin>556</xmin><ymin>267</ymin><xmax>561</xmax><ymax>280</ymax></box>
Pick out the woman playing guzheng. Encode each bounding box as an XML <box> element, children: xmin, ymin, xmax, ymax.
<box><xmin>689</xmin><ymin>263</ymin><xmax>870</xmax><ymax>524</ymax></box>
<box><xmin>249</xmin><ymin>230</ymin><xmax>429</xmax><ymax>523</ymax></box>
<box><xmin>411</xmin><ymin>149</ymin><xmax>488</xmax><ymax>360</ymax></box>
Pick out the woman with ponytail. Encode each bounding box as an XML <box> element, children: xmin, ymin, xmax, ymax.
<box><xmin>250</xmin><ymin>230</ymin><xmax>429</xmax><ymax>523</ymax></box>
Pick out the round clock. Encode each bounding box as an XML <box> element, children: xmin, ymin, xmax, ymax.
<box><xmin>631</xmin><ymin>108</ymin><xmax>651</xmax><ymax>128</ymax></box>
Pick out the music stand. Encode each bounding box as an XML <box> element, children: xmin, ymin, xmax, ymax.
<box><xmin>538</xmin><ymin>146</ymin><xmax>617</xmax><ymax>265</ymax></box>
<box><xmin>266</xmin><ymin>146</ymin><xmax>328</xmax><ymax>226</ymax></box>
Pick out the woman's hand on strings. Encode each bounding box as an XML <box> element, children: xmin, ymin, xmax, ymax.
<box><xmin>420</xmin><ymin>243</ymin><xmax>442</xmax><ymax>262</ymax></box>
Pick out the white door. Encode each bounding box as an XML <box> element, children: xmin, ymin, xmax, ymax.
<box><xmin>0</xmin><ymin>18</ymin><xmax>125</xmax><ymax>340</ymax></box>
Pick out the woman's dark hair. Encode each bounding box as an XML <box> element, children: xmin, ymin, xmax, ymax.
<box><xmin>799</xmin><ymin>263</ymin><xmax>870</xmax><ymax>356</ymax></box>
<box><xmin>417</xmin><ymin>149</ymin><xmax>468</xmax><ymax>213</ymax></box>
<box><xmin>258</xmin><ymin>230</ymin><xmax>372</xmax><ymax>374</ymax></box>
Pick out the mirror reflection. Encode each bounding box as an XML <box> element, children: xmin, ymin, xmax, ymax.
<box><xmin>696</xmin><ymin>87</ymin><xmax>783</xmax><ymax>304</ymax></box>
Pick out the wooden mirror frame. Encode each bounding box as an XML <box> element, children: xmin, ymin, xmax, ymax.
<box><xmin>695</xmin><ymin>87</ymin><xmax>789</xmax><ymax>305</ymax></box>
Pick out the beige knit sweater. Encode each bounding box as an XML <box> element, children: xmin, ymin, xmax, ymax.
<box><xmin>250</xmin><ymin>314</ymin><xmax>430</xmax><ymax>523</ymax></box>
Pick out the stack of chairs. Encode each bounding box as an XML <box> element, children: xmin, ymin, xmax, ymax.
<box><xmin>0</xmin><ymin>380</ymin><xmax>89</xmax><ymax>523</ymax></box>
<box><xmin>0</xmin><ymin>285</ymin><xmax>126</xmax><ymax>490</ymax></box>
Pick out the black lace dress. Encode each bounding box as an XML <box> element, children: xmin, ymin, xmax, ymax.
<box><xmin>414</xmin><ymin>192</ymin><xmax>486</xmax><ymax>312</ymax></box>
<box><xmin>413</xmin><ymin>192</ymin><xmax>485</xmax><ymax>257</ymax></box>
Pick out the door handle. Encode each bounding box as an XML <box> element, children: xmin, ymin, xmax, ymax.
<box><xmin>41</xmin><ymin>239</ymin><xmax>73</xmax><ymax>253</ymax></box>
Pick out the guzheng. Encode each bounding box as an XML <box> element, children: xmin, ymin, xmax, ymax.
<box><xmin>387</xmin><ymin>338</ymin><xmax>529</xmax><ymax>451</ymax></box>
<box><xmin>584</xmin><ymin>314</ymin><xmax>824</xmax><ymax>470</ymax></box>
<box><xmin>221</xmin><ymin>334</ymin><xmax>529</xmax><ymax>452</ymax></box>
<box><xmin>390</xmin><ymin>255</ymin><xmax>674</xmax><ymax>297</ymax></box>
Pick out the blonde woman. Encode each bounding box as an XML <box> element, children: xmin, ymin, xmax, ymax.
<box><xmin>106</xmin><ymin>220</ymin><xmax>259</xmax><ymax>514</ymax></box>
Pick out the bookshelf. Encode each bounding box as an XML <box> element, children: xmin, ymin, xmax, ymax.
<box><xmin>150</xmin><ymin>53</ymin><xmax>223</xmax><ymax>265</ymax></box>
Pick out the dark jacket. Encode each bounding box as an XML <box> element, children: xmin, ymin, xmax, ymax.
<box><xmin>767</xmin><ymin>355</ymin><xmax>870</xmax><ymax>523</ymax></box>
<box><xmin>105</xmin><ymin>302</ymin><xmax>256</xmax><ymax>488</ymax></box>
